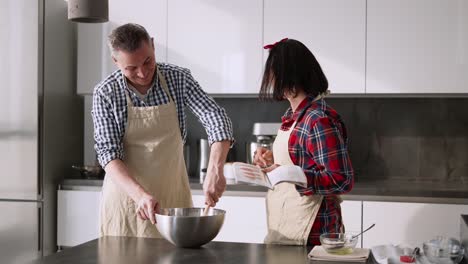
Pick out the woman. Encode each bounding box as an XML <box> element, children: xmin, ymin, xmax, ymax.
<box><xmin>254</xmin><ymin>38</ymin><xmax>354</xmax><ymax>246</ymax></box>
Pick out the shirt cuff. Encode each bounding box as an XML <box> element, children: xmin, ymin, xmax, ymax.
<box><xmin>97</xmin><ymin>151</ymin><xmax>124</xmax><ymax>168</ymax></box>
<box><xmin>208</xmin><ymin>132</ymin><xmax>235</xmax><ymax>147</ymax></box>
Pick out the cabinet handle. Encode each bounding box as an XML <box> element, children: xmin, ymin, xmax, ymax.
<box><xmin>38</xmin><ymin>203</ymin><xmax>43</xmax><ymax>253</ymax></box>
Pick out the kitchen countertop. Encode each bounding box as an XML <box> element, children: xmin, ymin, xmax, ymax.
<box><xmin>30</xmin><ymin>236</ymin><xmax>377</xmax><ymax>264</ymax></box>
<box><xmin>59</xmin><ymin>178</ymin><xmax>468</xmax><ymax>204</ymax></box>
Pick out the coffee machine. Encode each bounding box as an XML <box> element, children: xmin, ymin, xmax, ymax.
<box><xmin>197</xmin><ymin>138</ymin><xmax>236</xmax><ymax>183</ymax></box>
<box><xmin>246</xmin><ymin>122</ymin><xmax>281</xmax><ymax>164</ymax></box>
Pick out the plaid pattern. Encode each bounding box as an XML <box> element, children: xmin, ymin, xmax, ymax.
<box><xmin>281</xmin><ymin>96</ymin><xmax>354</xmax><ymax>245</ymax></box>
<box><xmin>92</xmin><ymin>63</ymin><xmax>234</xmax><ymax>167</ymax></box>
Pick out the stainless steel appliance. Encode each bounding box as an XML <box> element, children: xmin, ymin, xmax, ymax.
<box><xmin>198</xmin><ymin>139</ymin><xmax>210</xmax><ymax>183</ymax></box>
<box><xmin>460</xmin><ymin>215</ymin><xmax>468</xmax><ymax>260</ymax></box>
<box><xmin>0</xmin><ymin>0</ymin><xmax>81</xmax><ymax>263</ymax></box>
<box><xmin>197</xmin><ymin>139</ymin><xmax>237</xmax><ymax>183</ymax></box>
<box><xmin>155</xmin><ymin>207</ymin><xmax>225</xmax><ymax>248</ymax></box>
<box><xmin>246</xmin><ymin>123</ymin><xmax>281</xmax><ymax>164</ymax></box>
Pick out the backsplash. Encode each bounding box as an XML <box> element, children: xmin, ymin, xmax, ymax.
<box><xmin>83</xmin><ymin>96</ymin><xmax>468</xmax><ymax>183</ymax></box>
<box><xmin>324</xmin><ymin>98</ymin><xmax>468</xmax><ymax>183</ymax></box>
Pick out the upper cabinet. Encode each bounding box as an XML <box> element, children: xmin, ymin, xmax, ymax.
<box><xmin>108</xmin><ymin>0</ymin><xmax>168</xmax><ymax>62</ymax></box>
<box><xmin>264</xmin><ymin>0</ymin><xmax>366</xmax><ymax>94</ymax></box>
<box><xmin>76</xmin><ymin>0</ymin><xmax>468</xmax><ymax>95</ymax></box>
<box><xmin>367</xmin><ymin>0</ymin><xmax>468</xmax><ymax>93</ymax></box>
<box><xmin>167</xmin><ymin>0</ymin><xmax>263</xmax><ymax>94</ymax></box>
<box><xmin>77</xmin><ymin>0</ymin><xmax>167</xmax><ymax>94</ymax></box>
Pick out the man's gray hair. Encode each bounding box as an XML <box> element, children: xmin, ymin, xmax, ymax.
<box><xmin>108</xmin><ymin>23</ymin><xmax>151</xmax><ymax>56</ymax></box>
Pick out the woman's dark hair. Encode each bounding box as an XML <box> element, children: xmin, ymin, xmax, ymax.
<box><xmin>259</xmin><ymin>39</ymin><xmax>328</xmax><ymax>101</ymax></box>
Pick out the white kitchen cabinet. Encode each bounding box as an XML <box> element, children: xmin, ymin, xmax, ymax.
<box><xmin>341</xmin><ymin>200</ymin><xmax>363</xmax><ymax>247</ymax></box>
<box><xmin>264</xmin><ymin>0</ymin><xmax>366</xmax><ymax>94</ymax></box>
<box><xmin>367</xmin><ymin>0</ymin><xmax>468</xmax><ymax>93</ymax></box>
<box><xmin>362</xmin><ymin>201</ymin><xmax>468</xmax><ymax>248</ymax></box>
<box><xmin>167</xmin><ymin>0</ymin><xmax>263</xmax><ymax>94</ymax></box>
<box><xmin>77</xmin><ymin>0</ymin><xmax>168</xmax><ymax>94</ymax></box>
<box><xmin>57</xmin><ymin>190</ymin><xmax>101</xmax><ymax>247</ymax></box>
<box><xmin>193</xmin><ymin>194</ymin><xmax>361</xmax><ymax>245</ymax></box>
<box><xmin>192</xmin><ymin>194</ymin><xmax>267</xmax><ymax>243</ymax></box>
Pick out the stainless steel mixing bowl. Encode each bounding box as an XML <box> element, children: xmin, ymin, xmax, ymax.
<box><xmin>155</xmin><ymin>208</ymin><xmax>225</xmax><ymax>248</ymax></box>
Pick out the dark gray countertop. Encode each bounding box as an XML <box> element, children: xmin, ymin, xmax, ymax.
<box><xmin>30</xmin><ymin>236</ymin><xmax>376</xmax><ymax>264</ymax></box>
<box><xmin>190</xmin><ymin>179</ymin><xmax>468</xmax><ymax>197</ymax></box>
<box><xmin>59</xmin><ymin>177</ymin><xmax>468</xmax><ymax>204</ymax></box>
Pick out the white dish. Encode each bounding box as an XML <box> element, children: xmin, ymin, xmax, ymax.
<box><xmin>371</xmin><ymin>244</ymin><xmax>431</xmax><ymax>264</ymax></box>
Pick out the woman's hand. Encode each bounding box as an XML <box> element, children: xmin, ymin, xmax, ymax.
<box><xmin>136</xmin><ymin>193</ymin><xmax>160</xmax><ymax>225</ymax></box>
<box><xmin>253</xmin><ymin>147</ymin><xmax>274</xmax><ymax>168</ymax></box>
<box><xmin>261</xmin><ymin>164</ymin><xmax>280</xmax><ymax>173</ymax></box>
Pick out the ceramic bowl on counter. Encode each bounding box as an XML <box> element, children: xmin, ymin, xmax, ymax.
<box><xmin>155</xmin><ymin>207</ymin><xmax>225</xmax><ymax>248</ymax></box>
<box><xmin>320</xmin><ymin>232</ymin><xmax>359</xmax><ymax>255</ymax></box>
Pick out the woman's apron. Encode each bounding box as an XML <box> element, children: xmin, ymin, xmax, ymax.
<box><xmin>99</xmin><ymin>68</ymin><xmax>193</xmax><ymax>237</ymax></box>
<box><xmin>264</xmin><ymin>120</ymin><xmax>323</xmax><ymax>245</ymax></box>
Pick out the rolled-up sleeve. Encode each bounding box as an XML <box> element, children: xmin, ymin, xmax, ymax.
<box><xmin>297</xmin><ymin>117</ymin><xmax>354</xmax><ymax>196</ymax></box>
<box><xmin>92</xmin><ymin>89</ymin><xmax>124</xmax><ymax>167</ymax></box>
<box><xmin>184</xmin><ymin>70</ymin><xmax>234</xmax><ymax>145</ymax></box>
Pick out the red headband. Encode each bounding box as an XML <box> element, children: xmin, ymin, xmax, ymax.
<box><xmin>263</xmin><ymin>38</ymin><xmax>288</xmax><ymax>50</ymax></box>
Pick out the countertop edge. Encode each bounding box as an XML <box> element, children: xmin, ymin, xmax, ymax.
<box><xmin>59</xmin><ymin>182</ymin><xmax>468</xmax><ymax>204</ymax></box>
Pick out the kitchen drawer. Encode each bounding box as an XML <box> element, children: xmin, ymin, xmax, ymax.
<box><xmin>57</xmin><ymin>190</ymin><xmax>101</xmax><ymax>247</ymax></box>
<box><xmin>341</xmin><ymin>200</ymin><xmax>363</xmax><ymax>247</ymax></box>
<box><xmin>192</xmin><ymin>195</ymin><xmax>362</xmax><ymax>245</ymax></box>
<box><xmin>363</xmin><ymin>201</ymin><xmax>468</xmax><ymax>248</ymax></box>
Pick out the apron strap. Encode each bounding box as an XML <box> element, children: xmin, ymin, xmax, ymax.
<box><xmin>289</xmin><ymin>121</ymin><xmax>298</xmax><ymax>131</ymax></box>
<box><xmin>156</xmin><ymin>67</ymin><xmax>174</xmax><ymax>104</ymax></box>
<box><xmin>125</xmin><ymin>92</ymin><xmax>134</xmax><ymax>107</ymax></box>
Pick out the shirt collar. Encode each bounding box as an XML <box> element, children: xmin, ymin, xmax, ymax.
<box><xmin>281</xmin><ymin>95</ymin><xmax>324</xmax><ymax>125</ymax></box>
<box><xmin>120</xmin><ymin>68</ymin><xmax>159</xmax><ymax>95</ymax></box>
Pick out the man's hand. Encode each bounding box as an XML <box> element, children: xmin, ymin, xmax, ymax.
<box><xmin>105</xmin><ymin>160</ymin><xmax>160</xmax><ymax>224</ymax></box>
<box><xmin>202</xmin><ymin>141</ymin><xmax>230</xmax><ymax>207</ymax></box>
<box><xmin>253</xmin><ymin>147</ymin><xmax>274</xmax><ymax>168</ymax></box>
<box><xmin>135</xmin><ymin>192</ymin><xmax>160</xmax><ymax>225</ymax></box>
<box><xmin>203</xmin><ymin>166</ymin><xmax>226</xmax><ymax>206</ymax></box>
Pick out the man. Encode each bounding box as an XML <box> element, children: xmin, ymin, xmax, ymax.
<box><xmin>92</xmin><ymin>23</ymin><xmax>233</xmax><ymax>237</ymax></box>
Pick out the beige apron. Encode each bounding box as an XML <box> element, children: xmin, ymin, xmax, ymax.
<box><xmin>264</xmin><ymin>120</ymin><xmax>323</xmax><ymax>245</ymax></box>
<box><xmin>99</xmin><ymin>69</ymin><xmax>193</xmax><ymax>237</ymax></box>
